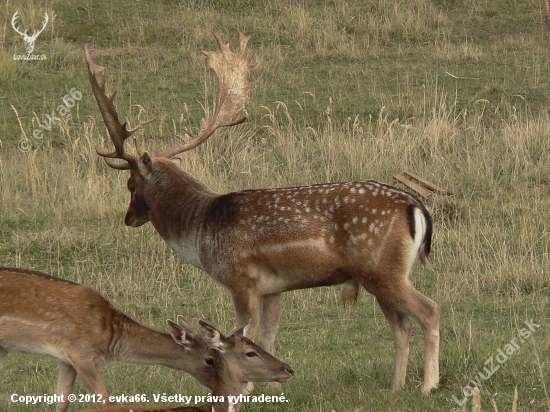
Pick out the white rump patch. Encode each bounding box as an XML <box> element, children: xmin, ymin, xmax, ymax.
<box><xmin>406</xmin><ymin>207</ymin><xmax>427</xmax><ymax>268</ymax></box>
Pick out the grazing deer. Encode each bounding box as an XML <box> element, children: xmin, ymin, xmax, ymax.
<box><xmin>78</xmin><ymin>321</ymin><xmax>293</xmax><ymax>412</ymax></box>
<box><xmin>0</xmin><ymin>267</ymin><xmax>218</xmax><ymax>412</ymax></box>
<box><xmin>85</xmin><ymin>32</ymin><xmax>440</xmax><ymax>392</ymax></box>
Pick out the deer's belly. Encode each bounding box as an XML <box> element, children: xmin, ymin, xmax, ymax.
<box><xmin>238</xmin><ymin>237</ymin><xmax>352</xmax><ymax>294</ymax></box>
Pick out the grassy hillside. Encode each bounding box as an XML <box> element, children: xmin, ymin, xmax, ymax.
<box><xmin>1</xmin><ymin>0</ymin><xmax>549</xmax><ymax>411</ymax></box>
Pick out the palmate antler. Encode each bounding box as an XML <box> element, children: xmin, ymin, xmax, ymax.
<box><xmin>86</xmin><ymin>32</ymin><xmax>256</xmax><ymax>170</ymax></box>
<box><xmin>157</xmin><ymin>33</ymin><xmax>257</xmax><ymax>159</ymax></box>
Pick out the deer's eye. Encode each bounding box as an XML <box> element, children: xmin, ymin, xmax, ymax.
<box><xmin>205</xmin><ymin>357</ymin><xmax>214</xmax><ymax>365</ymax></box>
<box><xmin>245</xmin><ymin>351</ymin><xmax>258</xmax><ymax>358</ymax></box>
<box><xmin>129</xmin><ymin>187</ymin><xmax>136</xmax><ymax>194</ymax></box>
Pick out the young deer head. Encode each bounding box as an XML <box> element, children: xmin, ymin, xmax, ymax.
<box><xmin>77</xmin><ymin>321</ymin><xmax>293</xmax><ymax>412</ymax></box>
<box><xmin>86</xmin><ymin>33</ymin><xmax>439</xmax><ymax>392</ymax></box>
<box><xmin>0</xmin><ymin>267</ymin><xmax>218</xmax><ymax>412</ymax></box>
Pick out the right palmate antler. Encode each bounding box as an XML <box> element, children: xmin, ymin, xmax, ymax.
<box><xmin>86</xmin><ymin>32</ymin><xmax>256</xmax><ymax>170</ymax></box>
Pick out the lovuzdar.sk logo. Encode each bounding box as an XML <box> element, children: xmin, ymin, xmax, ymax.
<box><xmin>11</xmin><ymin>11</ymin><xmax>49</xmax><ymax>61</ymax></box>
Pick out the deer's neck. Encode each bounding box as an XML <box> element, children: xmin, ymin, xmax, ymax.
<box><xmin>147</xmin><ymin>170</ymin><xmax>219</xmax><ymax>269</ymax></box>
<box><xmin>111</xmin><ymin>314</ymin><xmax>186</xmax><ymax>369</ymax></box>
<box><xmin>208</xmin><ymin>356</ymin><xmax>245</xmax><ymax>412</ymax></box>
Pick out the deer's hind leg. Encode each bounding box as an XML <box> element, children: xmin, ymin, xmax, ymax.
<box><xmin>372</xmin><ymin>281</ymin><xmax>439</xmax><ymax>392</ymax></box>
<box><xmin>377</xmin><ymin>299</ymin><xmax>413</xmax><ymax>391</ymax></box>
<box><xmin>403</xmin><ymin>286</ymin><xmax>440</xmax><ymax>392</ymax></box>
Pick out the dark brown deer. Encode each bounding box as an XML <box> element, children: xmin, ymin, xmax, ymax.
<box><xmin>78</xmin><ymin>321</ymin><xmax>293</xmax><ymax>412</ymax></box>
<box><xmin>0</xmin><ymin>267</ymin><xmax>213</xmax><ymax>412</ymax></box>
<box><xmin>86</xmin><ymin>32</ymin><xmax>439</xmax><ymax>392</ymax></box>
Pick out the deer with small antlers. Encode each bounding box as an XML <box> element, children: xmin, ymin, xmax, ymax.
<box><xmin>0</xmin><ymin>267</ymin><xmax>290</xmax><ymax>412</ymax></box>
<box><xmin>78</xmin><ymin>321</ymin><xmax>293</xmax><ymax>412</ymax></box>
<box><xmin>11</xmin><ymin>11</ymin><xmax>49</xmax><ymax>55</ymax></box>
<box><xmin>86</xmin><ymin>32</ymin><xmax>440</xmax><ymax>392</ymax></box>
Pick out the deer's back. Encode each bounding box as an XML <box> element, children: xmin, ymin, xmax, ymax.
<box><xmin>0</xmin><ymin>267</ymin><xmax>120</xmax><ymax>364</ymax></box>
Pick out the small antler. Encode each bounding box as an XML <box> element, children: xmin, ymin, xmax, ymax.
<box><xmin>85</xmin><ymin>44</ymin><xmax>155</xmax><ymax>170</ymax></box>
<box><xmin>157</xmin><ymin>32</ymin><xmax>257</xmax><ymax>159</ymax></box>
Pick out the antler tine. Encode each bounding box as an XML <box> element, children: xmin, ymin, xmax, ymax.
<box><xmin>157</xmin><ymin>32</ymin><xmax>257</xmax><ymax>160</ymax></box>
<box><xmin>85</xmin><ymin>44</ymin><xmax>155</xmax><ymax>170</ymax></box>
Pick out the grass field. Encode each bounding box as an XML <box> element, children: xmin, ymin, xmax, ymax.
<box><xmin>1</xmin><ymin>0</ymin><xmax>549</xmax><ymax>411</ymax></box>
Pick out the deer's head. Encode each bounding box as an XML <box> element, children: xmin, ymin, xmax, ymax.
<box><xmin>85</xmin><ymin>33</ymin><xmax>256</xmax><ymax>228</ymax></box>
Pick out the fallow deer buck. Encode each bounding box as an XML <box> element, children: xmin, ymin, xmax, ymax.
<box><xmin>78</xmin><ymin>321</ymin><xmax>293</xmax><ymax>412</ymax></box>
<box><xmin>86</xmin><ymin>32</ymin><xmax>440</xmax><ymax>392</ymax></box>
<box><xmin>0</xmin><ymin>267</ymin><xmax>220</xmax><ymax>412</ymax></box>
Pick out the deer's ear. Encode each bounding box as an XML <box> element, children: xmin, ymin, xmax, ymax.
<box><xmin>167</xmin><ymin>319</ymin><xmax>196</xmax><ymax>349</ymax></box>
<box><xmin>199</xmin><ymin>320</ymin><xmax>227</xmax><ymax>350</ymax></box>
<box><xmin>138</xmin><ymin>152</ymin><xmax>154</xmax><ymax>175</ymax></box>
<box><xmin>175</xmin><ymin>315</ymin><xmax>194</xmax><ymax>335</ymax></box>
<box><xmin>171</xmin><ymin>157</ymin><xmax>182</xmax><ymax>168</ymax></box>
<box><xmin>230</xmin><ymin>321</ymin><xmax>251</xmax><ymax>338</ymax></box>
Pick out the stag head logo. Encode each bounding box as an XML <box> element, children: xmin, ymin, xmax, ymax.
<box><xmin>11</xmin><ymin>11</ymin><xmax>49</xmax><ymax>55</ymax></box>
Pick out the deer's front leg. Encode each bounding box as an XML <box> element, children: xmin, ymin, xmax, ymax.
<box><xmin>70</xmin><ymin>360</ymin><xmax>110</xmax><ymax>407</ymax></box>
<box><xmin>56</xmin><ymin>362</ymin><xmax>77</xmax><ymax>412</ymax></box>
<box><xmin>261</xmin><ymin>293</ymin><xmax>284</xmax><ymax>390</ymax></box>
<box><xmin>231</xmin><ymin>288</ymin><xmax>261</xmax><ymax>394</ymax></box>
<box><xmin>260</xmin><ymin>293</ymin><xmax>283</xmax><ymax>356</ymax></box>
<box><xmin>231</xmin><ymin>288</ymin><xmax>260</xmax><ymax>340</ymax></box>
